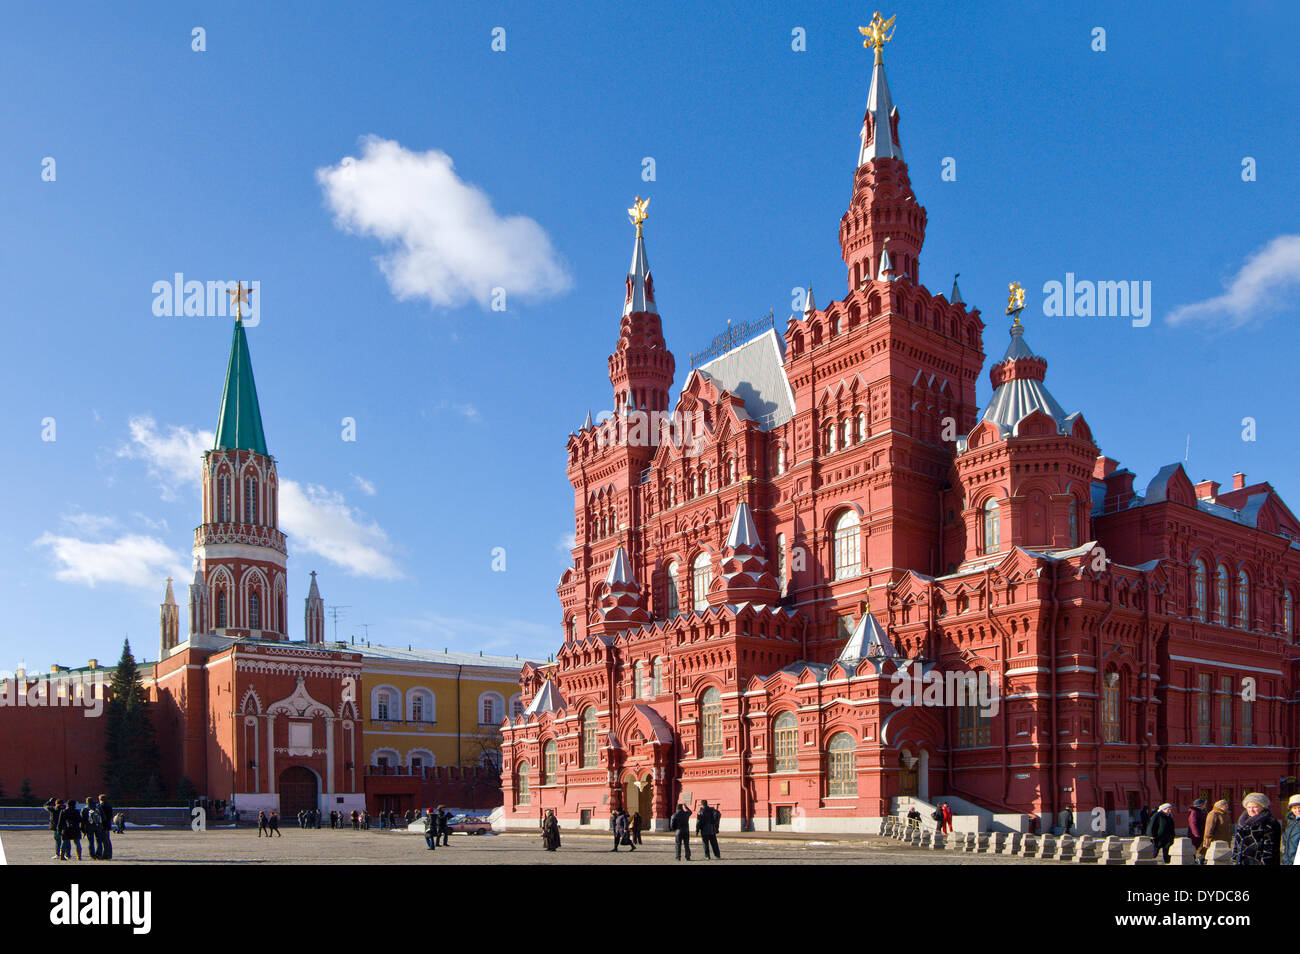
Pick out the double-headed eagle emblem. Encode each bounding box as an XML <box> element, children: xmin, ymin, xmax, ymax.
<box><xmin>628</xmin><ymin>196</ymin><xmax>650</xmax><ymax>234</ymax></box>
<box><xmin>860</xmin><ymin>11</ymin><xmax>897</xmax><ymax>58</ymax></box>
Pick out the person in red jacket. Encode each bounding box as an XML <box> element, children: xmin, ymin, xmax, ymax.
<box><xmin>940</xmin><ymin>802</ymin><xmax>953</xmax><ymax>834</ymax></box>
<box><xmin>1187</xmin><ymin>798</ymin><xmax>1207</xmax><ymax>848</ymax></box>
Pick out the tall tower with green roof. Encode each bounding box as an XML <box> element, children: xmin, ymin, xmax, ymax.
<box><xmin>184</xmin><ymin>300</ymin><xmax>289</xmax><ymax>644</ymax></box>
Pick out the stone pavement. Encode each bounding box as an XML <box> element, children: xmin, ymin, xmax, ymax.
<box><xmin>0</xmin><ymin>827</ymin><xmax>1046</xmax><ymax>865</ymax></box>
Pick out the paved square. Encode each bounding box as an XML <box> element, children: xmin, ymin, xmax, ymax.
<box><xmin>0</xmin><ymin>827</ymin><xmax>1047</xmax><ymax>865</ymax></box>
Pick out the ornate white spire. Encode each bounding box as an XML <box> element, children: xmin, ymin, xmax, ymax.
<box><xmin>857</xmin><ymin>13</ymin><xmax>904</xmax><ymax>165</ymax></box>
<box><xmin>839</xmin><ymin>612</ymin><xmax>896</xmax><ymax>662</ymax></box>
<box><xmin>604</xmin><ymin>547</ymin><xmax>634</xmax><ymax>586</ymax></box>
<box><xmin>877</xmin><ymin>237</ymin><xmax>896</xmax><ymax>281</ymax></box>
<box><xmin>725</xmin><ymin>501</ymin><xmax>761</xmax><ymax>549</ymax></box>
<box><xmin>305</xmin><ymin>569</ymin><xmax>324</xmax><ymax>644</ymax></box>
<box><xmin>803</xmin><ymin>284</ymin><xmax>816</xmax><ymax>318</ymax></box>
<box><xmin>951</xmin><ymin>273</ymin><xmax>964</xmax><ymax>305</ymax></box>
<box><xmin>623</xmin><ymin>196</ymin><xmax>657</xmax><ymax>316</ymax></box>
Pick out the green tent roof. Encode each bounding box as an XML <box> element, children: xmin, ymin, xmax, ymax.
<box><xmin>214</xmin><ymin>318</ymin><xmax>268</xmax><ymax>456</ymax></box>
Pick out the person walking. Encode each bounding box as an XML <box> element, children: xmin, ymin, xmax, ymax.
<box><xmin>611</xmin><ymin>809</ymin><xmax>634</xmax><ymax>851</ymax></box>
<box><xmin>940</xmin><ymin>802</ymin><xmax>953</xmax><ymax>835</ymax></box>
<box><xmin>541</xmin><ymin>809</ymin><xmax>561</xmax><ymax>852</ymax></box>
<box><xmin>422</xmin><ymin>808</ymin><xmax>438</xmax><ymax>851</ymax></box>
<box><xmin>631</xmin><ymin>811</ymin><xmax>644</xmax><ymax>846</ymax></box>
<box><xmin>60</xmin><ymin>799</ymin><xmax>84</xmax><ymax>860</ymax></box>
<box><xmin>1280</xmin><ymin>795</ymin><xmax>1300</xmax><ymax>865</ymax></box>
<box><xmin>45</xmin><ymin>798</ymin><xmax>64</xmax><ymax>859</ymax></box>
<box><xmin>1232</xmin><ymin>792</ymin><xmax>1281</xmax><ymax>865</ymax></box>
<box><xmin>696</xmin><ymin>800</ymin><xmax>721</xmax><ymax>859</ymax></box>
<box><xmin>269</xmin><ymin>811</ymin><xmax>282</xmax><ymax>837</ymax></box>
<box><xmin>1199</xmin><ymin>798</ymin><xmax>1232</xmax><ymax>860</ymax></box>
<box><xmin>670</xmin><ymin>803</ymin><xmax>692</xmax><ymax>861</ymax></box>
<box><xmin>1187</xmin><ymin>798</ymin><xmax>1208</xmax><ymax>849</ymax></box>
<box><xmin>81</xmin><ymin>796</ymin><xmax>102</xmax><ymax>860</ymax></box>
<box><xmin>257</xmin><ymin>811</ymin><xmax>269</xmax><ymax>837</ymax></box>
<box><xmin>1060</xmin><ymin>806</ymin><xmax>1074</xmax><ymax>835</ymax></box>
<box><xmin>1147</xmin><ymin>803</ymin><xmax>1176</xmax><ymax>863</ymax></box>
<box><xmin>438</xmin><ymin>806</ymin><xmax>452</xmax><ymax>846</ymax></box>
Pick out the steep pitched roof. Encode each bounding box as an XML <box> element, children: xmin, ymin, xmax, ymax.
<box><xmin>694</xmin><ymin>329</ymin><xmax>795</xmax><ymax>430</ymax></box>
<box><xmin>214</xmin><ymin>318</ymin><xmax>269</xmax><ymax>455</ymax></box>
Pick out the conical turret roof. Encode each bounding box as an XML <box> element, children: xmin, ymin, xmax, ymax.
<box><xmin>214</xmin><ymin>318</ymin><xmax>268</xmax><ymax>455</ymax></box>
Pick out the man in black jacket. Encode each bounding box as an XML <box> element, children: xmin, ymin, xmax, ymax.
<box><xmin>438</xmin><ymin>806</ymin><xmax>452</xmax><ymax>846</ymax></box>
<box><xmin>696</xmin><ymin>800</ymin><xmax>721</xmax><ymax>859</ymax></box>
<box><xmin>670</xmin><ymin>803</ymin><xmax>692</xmax><ymax>861</ymax></box>
<box><xmin>1147</xmin><ymin>803</ymin><xmax>1176</xmax><ymax>862</ymax></box>
<box><xmin>44</xmin><ymin>798</ymin><xmax>63</xmax><ymax>859</ymax></box>
<box><xmin>96</xmin><ymin>795</ymin><xmax>114</xmax><ymax>860</ymax></box>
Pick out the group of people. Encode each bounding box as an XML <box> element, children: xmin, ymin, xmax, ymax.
<box><xmin>538</xmin><ymin>801</ymin><xmax>723</xmax><ymax>859</ymax></box>
<box><xmin>256</xmin><ymin>810</ymin><xmax>282</xmax><ymax>836</ymax></box>
<box><xmin>608</xmin><ymin>808</ymin><xmax>645</xmax><ymax>852</ymax></box>
<box><xmin>43</xmin><ymin>795</ymin><xmax>115</xmax><ymax>861</ymax></box>
<box><xmin>420</xmin><ymin>807</ymin><xmax>455</xmax><ymax>849</ymax></box>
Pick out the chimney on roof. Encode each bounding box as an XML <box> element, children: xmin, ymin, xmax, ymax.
<box><xmin>50</xmin><ymin>665</ymin><xmax>61</xmax><ymax>674</ymax></box>
<box><xmin>1194</xmin><ymin>479</ymin><xmax>1220</xmax><ymax>500</ymax></box>
<box><xmin>1093</xmin><ymin>456</ymin><xmax>1119</xmax><ymax>480</ymax></box>
<box><xmin>1104</xmin><ymin>469</ymin><xmax>1135</xmax><ymax>513</ymax></box>
<box><xmin>88</xmin><ymin>659</ymin><xmax>98</xmax><ymax>669</ymax></box>
<box><xmin>1233</xmin><ymin>472</ymin><xmax>1246</xmax><ymax>490</ymax></box>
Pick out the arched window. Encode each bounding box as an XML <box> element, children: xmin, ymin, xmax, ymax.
<box><xmin>982</xmin><ymin>498</ymin><xmax>1001</xmax><ymax>555</ymax></box>
<box><xmin>515</xmin><ymin>762</ymin><xmax>530</xmax><ymax>806</ymax></box>
<box><xmin>217</xmin><ymin>474</ymin><xmax>231</xmax><ymax>522</ymax></box>
<box><xmin>480</xmin><ymin>692</ymin><xmax>504</xmax><ymax>725</ymax></box>
<box><xmin>411</xmin><ymin>694</ymin><xmax>424</xmax><ymax>722</ymax></box>
<box><xmin>857</xmin><ymin>411</ymin><xmax>866</xmax><ymax>443</ymax></box>
<box><xmin>376</xmin><ymin>690</ymin><xmax>392</xmax><ymax>721</ymax></box>
<box><xmin>773</xmin><ymin>711</ymin><xmax>798</xmax><ymax>772</ymax></box>
<box><xmin>1102</xmin><ymin>671</ymin><xmax>1122</xmax><ymax>742</ymax></box>
<box><xmin>581</xmin><ymin>707</ymin><xmax>598</xmax><ymax>768</ymax></box>
<box><xmin>701</xmin><ymin>469</ymin><xmax>710</xmax><ymax>494</ymax></box>
<box><xmin>826</xmin><ymin>732</ymin><xmax>857</xmax><ymax>796</ymax></box>
<box><xmin>243</xmin><ymin>475</ymin><xmax>258</xmax><ymax>524</ymax></box>
<box><xmin>1193</xmin><ymin>559</ymin><xmax>1208</xmax><ymax>620</ymax></box>
<box><xmin>776</xmin><ymin>445</ymin><xmax>786</xmax><ymax>475</ymax></box>
<box><xmin>826</xmin><ymin>423</ymin><xmax>837</xmax><ymax>453</ymax></box>
<box><xmin>700</xmin><ymin>687</ymin><xmax>722</xmax><ymax>759</ymax></box>
<box><xmin>632</xmin><ymin>661</ymin><xmax>645</xmax><ymax>699</ymax></box>
<box><xmin>1068</xmin><ymin>498</ymin><xmax>1078</xmax><ymax>546</ymax></box>
<box><xmin>541</xmin><ymin>741</ymin><xmax>557</xmax><ymax>785</ymax></box>
<box><xmin>1236</xmin><ymin>570</ymin><xmax>1250</xmax><ymax>630</ymax></box>
<box><xmin>692</xmin><ymin>552</ymin><xmax>712</xmax><ymax>612</ymax></box>
<box><xmin>839</xmin><ymin>419</ymin><xmax>850</xmax><ymax>448</ymax></box>
<box><xmin>1215</xmin><ymin>564</ymin><xmax>1230</xmax><ymax>625</ymax></box>
<box><xmin>651</xmin><ymin>657</ymin><xmax>663</xmax><ymax>696</ymax></box>
<box><xmin>666</xmin><ymin>561</ymin><xmax>680</xmax><ymax>618</ymax></box>
<box><xmin>832</xmin><ymin>510</ymin><xmax>860</xmax><ymax>580</ymax></box>
<box><xmin>566</xmin><ymin>616</ymin><xmax>576</xmax><ymax>640</ymax></box>
<box><xmin>216</xmin><ymin>590</ymin><xmax>228</xmax><ymax>629</ymax></box>
<box><xmin>248</xmin><ymin>591</ymin><xmax>261</xmax><ymax>630</ymax></box>
<box><xmin>510</xmin><ymin>694</ymin><xmax>523</xmax><ymax>719</ymax></box>
<box><xmin>727</xmin><ymin>458</ymin><xmax>736</xmax><ymax>483</ymax></box>
<box><xmin>1285</xmin><ymin>588</ymin><xmax>1294</xmax><ymax>637</ymax></box>
<box><xmin>776</xmin><ymin>533</ymin><xmax>787</xmax><ymax>596</ymax></box>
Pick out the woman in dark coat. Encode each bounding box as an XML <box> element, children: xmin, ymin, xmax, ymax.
<box><xmin>1232</xmin><ymin>792</ymin><xmax>1281</xmax><ymax>865</ymax></box>
<box><xmin>541</xmin><ymin>809</ymin><xmax>561</xmax><ymax>852</ymax></box>
<box><xmin>1147</xmin><ymin>803</ymin><xmax>1176</xmax><ymax>863</ymax></box>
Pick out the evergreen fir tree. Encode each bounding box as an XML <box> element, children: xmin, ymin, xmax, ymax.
<box><xmin>103</xmin><ymin>638</ymin><xmax>162</xmax><ymax>800</ymax></box>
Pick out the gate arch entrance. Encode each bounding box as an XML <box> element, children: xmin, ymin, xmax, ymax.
<box><xmin>279</xmin><ymin>766</ymin><xmax>318</xmax><ymax>816</ymax></box>
<box><xmin>623</xmin><ymin>774</ymin><xmax>653</xmax><ymax>829</ymax></box>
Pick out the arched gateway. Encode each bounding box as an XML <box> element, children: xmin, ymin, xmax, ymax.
<box><xmin>279</xmin><ymin>766</ymin><xmax>318</xmax><ymax>816</ymax></box>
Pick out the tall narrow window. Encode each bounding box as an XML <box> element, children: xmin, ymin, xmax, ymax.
<box><xmin>376</xmin><ymin>691</ymin><xmax>390</xmax><ymax>721</ymax></box>
<box><xmin>1102</xmin><ymin>672</ymin><xmax>1121</xmax><ymax>742</ymax></box>
<box><xmin>632</xmin><ymin>661</ymin><xmax>645</xmax><ymax>699</ymax></box>
<box><xmin>1236</xmin><ymin>570</ymin><xmax>1250</xmax><ymax>630</ymax></box>
<box><xmin>566</xmin><ymin>616</ymin><xmax>576</xmax><ymax>641</ymax></box>
<box><xmin>666</xmin><ymin>561</ymin><xmax>680</xmax><ymax>618</ymax></box>
<box><xmin>773</xmin><ymin>711</ymin><xmax>797</xmax><ymax>772</ymax></box>
<box><xmin>217</xmin><ymin>475</ymin><xmax>231</xmax><ymax>522</ymax></box>
<box><xmin>982</xmin><ymin>499</ymin><xmax>1001</xmax><ymax>555</ymax></box>
<box><xmin>216</xmin><ymin>591</ymin><xmax>227</xmax><ymax>628</ymax></box>
<box><xmin>776</xmin><ymin>445</ymin><xmax>786</xmax><ymax>475</ymax></box>
<box><xmin>1285</xmin><ymin>588</ymin><xmax>1294</xmax><ymax>638</ymax></box>
<box><xmin>1241</xmin><ymin>697</ymin><xmax>1253</xmax><ymax>745</ymax></box>
<box><xmin>542</xmin><ymin>741</ymin><xmax>557</xmax><ymax>785</ymax></box>
<box><xmin>857</xmin><ymin>411</ymin><xmax>866</xmax><ymax>442</ymax></box>
<box><xmin>826</xmin><ymin>424</ymin><xmax>837</xmax><ymax>453</ymax></box>
<box><xmin>581</xmin><ymin>707</ymin><xmax>598</xmax><ymax>768</ymax></box>
<box><xmin>700</xmin><ymin>687</ymin><xmax>722</xmax><ymax>759</ymax></box>
<box><xmin>481</xmin><ymin>696</ymin><xmax>497</xmax><ymax>725</ymax></box>
<box><xmin>244</xmin><ymin>476</ymin><xmax>258</xmax><ymax>524</ymax></box>
<box><xmin>1215</xmin><ymin>565</ymin><xmax>1230</xmax><ymax>625</ymax></box>
<box><xmin>832</xmin><ymin>510</ymin><xmax>860</xmax><ymax>580</ymax></box>
<box><xmin>1219</xmin><ymin>674</ymin><xmax>1233</xmax><ymax>743</ymax></box>
<box><xmin>248</xmin><ymin>591</ymin><xmax>261</xmax><ymax>630</ymax></box>
<box><xmin>1193</xmin><ymin>560</ymin><xmax>1208</xmax><ymax>621</ymax></box>
<box><xmin>827</xmin><ymin>732</ymin><xmax>857</xmax><ymax>796</ymax></box>
<box><xmin>692</xmin><ymin>553</ymin><xmax>712</xmax><ymax>612</ymax></box>
<box><xmin>651</xmin><ymin>657</ymin><xmax>663</xmax><ymax>696</ymax></box>
<box><xmin>957</xmin><ymin>680</ymin><xmax>992</xmax><ymax>747</ymax></box>
<box><xmin>1197</xmin><ymin>673</ymin><xmax>1212</xmax><ymax>744</ymax></box>
<box><xmin>776</xmin><ymin>533</ymin><xmax>787</xmax><ymax>596</ymax></box>
<box><xmin>515</xmin><ymin>762</ymin><xmax>530</xmax><ymax>806</ymax></box>
<box><xmin>1068</xmin><ymin>498</ymin><xmax>1079</xmax><ymax>546</ymax></box>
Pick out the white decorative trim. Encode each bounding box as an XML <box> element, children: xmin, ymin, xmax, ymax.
<box><xmin>267</xmin><ymin>676</ymin><xmax>334</xmax><ymax>719</ymax></box>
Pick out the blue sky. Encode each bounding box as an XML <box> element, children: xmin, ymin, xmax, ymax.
<box><xmin>2</xmin><ymin>1</ymin><xmax>1298</xmax><ymax>670</ymax></box>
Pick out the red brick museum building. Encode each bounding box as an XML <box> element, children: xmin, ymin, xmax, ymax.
<box><xmin>498</xmin><ymin>30</ymin><xmax>1300</xmax><ymax>832</ymax></box>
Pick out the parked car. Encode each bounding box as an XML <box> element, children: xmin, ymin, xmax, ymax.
<box><xmin>447</xmin><ymin>813</ymin><xmax>492</xmax><ymax>835</ymax></box>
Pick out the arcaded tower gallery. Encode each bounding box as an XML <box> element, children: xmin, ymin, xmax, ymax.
<box><xmin>499</xmin><ymin>16</ymin><xmax>1300</xmax><ymax>832</ymax></box>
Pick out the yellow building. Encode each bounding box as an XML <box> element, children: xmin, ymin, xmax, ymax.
<box><xmin>358</xmin><ymin>645</ymin><xmax>539</xmax><ymax>774</ymax></box>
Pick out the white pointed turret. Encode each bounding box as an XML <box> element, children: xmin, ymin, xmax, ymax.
<box><xmin>725</xmin><ymin>501</ymin><xmax>761</xmax><ymax>549</ymax></box>
<box><xmin>803</xmin><ymin>284</ymin><xmax>816</xmax><ymax>318</ymax></box>
<box><xmin>605</xmin><ymin>547</ymin><xmax>634</xmax><ymax>586</ymax></box>
<box><xmin>877</xmin><ymin>238</ymin><xmax>895</xmax><ymax>282</ymax></box>
<box><xmin>623</xmin><ymin>198</ymin><xmax>657</xmax><ymax>317</ymax></box>
<box><xmin>951</xmin><ymin>273</ymin><xmax>964</xmax><ymax>305</ymax></box>
<box><xmin>188</xmin><ymin>563</ymin><xmax>210</xmax><ymax>636</ymax></box>
<box><xmin>160</xmin><ymin>577</ymin><xmax>180</xmax><ymax>657</ymax></box>
<box><xmin>524</xmin><ymin>676</ymin><xmax>567</xmax><ymax>717</ymax></box>
<box><xmin>305</xmin><ymin>569</ymin><xmax>325</xmax><ymax>645</ymax></box>
<box><xmin>858</xmin><ymin>37</ymin><xmax>904</xmax><ymax>164</ymax></box>
<box><xmin>838</xmin><ymin>612</ymin><xmax>897</xmax><ymax>662</ymax></box>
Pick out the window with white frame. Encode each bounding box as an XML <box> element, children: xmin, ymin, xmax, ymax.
<box><xmin>692</xmin><ymin>552</ymin><xmax>712</xmax><ymax>612</ymax></box>
<box><xmin>832</xmin><ymin>510</ymin><xmax>860</xmax><ymax>580</ymax></box>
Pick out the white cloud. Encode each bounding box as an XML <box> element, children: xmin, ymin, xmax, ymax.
<box><xmin>431</xmin><ymin>400</ymin><xmax>481</xmax><ymax>423</ymax></box>
<box><xmin>1168</xmin><ymin>234</ymin><xmax>1300</xmax><ymax>327</ymax></box>
<box><xmin>117</xmin><ymin>416</ymin><xmax>213</xmax><ymax>499</ymax></box>
<box><xmin>34</xmin><ymin>532</ymin><xmax>188</xmax><ymax>590</ymax></box>
<box><xmin>62</xmin><ymin>511</ymin><xmax>118</xmax><ymax>536</ymax></box>
<box><xmin>280</xmin><ymin>480</ymin><xmax>403</xmax><ymax>580</ymax></box>
<box><xmin>556</xmin><ymin>532</ymin><xmax>576</xmax><ymax>553</ymax></box>
<box><xmin>317</xmin><ymin>137</ymin><xmax>572</xmax><ymax>311</ymax></box>
<box><xmin>351</xmin><ymin>474</ymin><xmax>377</xmax><ymax>496</ymax></box>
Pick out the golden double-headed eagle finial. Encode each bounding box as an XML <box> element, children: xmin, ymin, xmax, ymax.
<box><xmin>628</xmin><ymin>196</ymin><xmax>650</xmax><ymax>235</ymax></box>
<box><xmin>859</xmin><ymin>11</ymin><xmax>897</xmax><ymax>64</ymax></box>
<box><xmin>1006</xmin><ymin>281</ymin><xmax>1026</xmax><ymax>324</ymax></box>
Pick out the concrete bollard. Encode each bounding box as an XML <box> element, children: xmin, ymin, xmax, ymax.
<box><xmin>1001</xmin><ymin>832</ymin><xmax>1021</xmax><ymax>855</ymax></box>
<box><xmin>973</xmin><ymin>833</ymin><xmax>990</xmax><ymax>853</ymax></box>
<box><xmin>1098</xmin><ymin>835</ymin><xmax>1126</xmax><ymax>865</ymax></box>
<box><xmin>989</xmin><ymin>832</ymin><xmax>1006</xmax><ymax>853</ymax></box>
<box><xmin>1127</xmin><ymin>836</ymin><xmax>1159</xmax><ymax>865</ymax></box>
<box><xmin>1036</xmin><ymin>834</ymin><xmax>1056</xmax><ymax>859</ymax></box>
<box><xmin>1204</xmin><ymin>842</ymin><xmax>1232</xmax><ymax>866</ymax></box>
<box><xmin>1168</xmin><ymin>837</ymin><xmax>1197</xmax><ymax>866</ymax></box>
<box><xmin>1072</xmin><ymin>834</ymin><xmax>1098</xmax><ymax>863</ymax></box>
<box><xmin>1054</xmin><ymin>834</ymin><xmax>1075</xmax><ymax>861</ymax></box>
<box><xmin>1018</xmin><ymin>833</ymin><xmax>1038</xmax><ymax>857</ymax></box>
